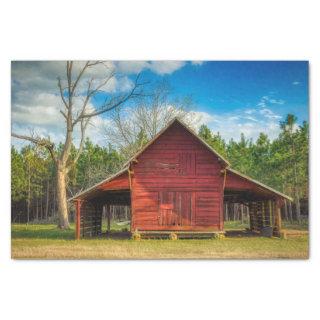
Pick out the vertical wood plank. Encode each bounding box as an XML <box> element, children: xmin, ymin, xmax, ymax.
<box><xmin>75</xmin><ymin>200</ymin><xmax>81</xmax><ymax>240</ymax></box>
<box><xmin>274</xmin><ymin>200</ymin><xmax>282</xmax><ymax>236</ymax></box>
<box><xmin>107</xmin><ymin>204</ymin><xmax>111</xmax><ymax>233</ymax></box>
<box><xmin>268</xmin><ymin>200</ymin><xmax>273</xmax><ymax>227</ymax></box>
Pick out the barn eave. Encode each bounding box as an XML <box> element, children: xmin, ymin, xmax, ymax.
<box><xmin>68</xmin><ymin>166</ymin><xmax>129</xmax><ymax>201</ymax></box>
<box><xmin>226</xmin><ymin>167</ymin><xmax>293</xmax><ymax>201</ymax></box>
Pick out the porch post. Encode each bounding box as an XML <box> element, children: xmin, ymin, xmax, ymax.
<box><xmin>107</xmin><ymin>204</ymin><xmax>111</xmax><ymax>234</ymax></box>
<box><xmin>248</xmin><ymin>202</ymin><xmax>254</xmax><ymax>231</ymax></box>
<box><xmin>274</xmin><ymin>199</ymin><xmax>282</xmax><ymax>237</ymax></box>
<box><xmin>75</xmin><ymin>199</ymin><xmax>81</xmax><ymax>240</ymax></box>
<box><xmin>268</xmin><ymin>200</ymin><xmax>273</xmax><ymax>227</ymax></box>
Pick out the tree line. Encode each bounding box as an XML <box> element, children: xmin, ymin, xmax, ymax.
<box><xmin>11</xmin><ymin>113</ymin><xmax>308</xmax><ymax>223</ymax></box>
<box><xmin>199</xmin><ymin>114</ymin><xmax>308</xmax><ymax>220</ymax></box>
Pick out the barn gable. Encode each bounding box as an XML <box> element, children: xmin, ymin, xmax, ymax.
<box><xmin>123</xmin><ymin>117</ymin><xmax>230</xmax><ymax>168</ymax></box>
<box><xmin>71</xmin><ymin>118</ymin><xmax>229</xmax><ymax>201</ymax></box>
<box><xmin>130</xmin><ymin>119</ymin><xmax>226</xmax><ymax>231</ymax></box>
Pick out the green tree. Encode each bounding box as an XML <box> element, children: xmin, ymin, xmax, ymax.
<box><xmin>11</xmin><ymin>146</ymin><xmax>27</xmax><ymax>202</ymax></box>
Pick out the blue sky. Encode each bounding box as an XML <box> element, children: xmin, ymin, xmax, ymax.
<box><xmin>166</xmin><ymin>61</ymin><xmax>308</xmax><ymax>121</ymax></box>
<box><xmin>12</xmin><ymin>61</ymin><xmax>308</xmax><ymax>147</ymax></box>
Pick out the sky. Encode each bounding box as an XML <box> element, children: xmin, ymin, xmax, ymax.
<box><xmin>11</xmin><ymin>61</ymin><xmax>308</xmax><ymax>148</ymax></box>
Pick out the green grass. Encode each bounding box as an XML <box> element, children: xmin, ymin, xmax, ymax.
<box><xmin>282</xmin><ymin>219</ymin><xmax>309</xmax><ymax>231</ymax></box>
<box><xmin>224</xmin><ymin>221</ymin><xmax>250</xmax><ymax>230</ymax></box>
<box><xmin>11</xmin><ymin>223</ymin><xmax>309</xmax><ymax>259</ymax></box>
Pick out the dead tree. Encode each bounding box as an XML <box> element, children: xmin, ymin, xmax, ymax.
<box><xmin>12</xmin><ymin>61</ymin><xmax>144</xmax><ymax>228</ymax></box>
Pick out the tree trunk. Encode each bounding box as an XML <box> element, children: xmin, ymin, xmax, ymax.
<box><xmin>36</xmin><ymin>197</ymin><xmax>39</xmax><ymax>221</ymax></box>
<box><xmin>295</xmin><ymin>197</ymin><xmax>301</xmax><ymax>221</ymax></box>
<box><xmin>45</xmin><ymin>180</ymin><xmax>49</xmax><ymax>221</ymax></box>
<box><xmin>56</xmin><ymin>164</ymin><xmax>70</xmax><ymax>229</ymax></box>
<box><xmin>53</xmin><ymin>184</ymin><xmax>56</xmax><ymax>218</ymax></box>
<box><xmin>27</xmin><ymin>163</ymin><xmax>31</xmax><ymax>224</ymax></box>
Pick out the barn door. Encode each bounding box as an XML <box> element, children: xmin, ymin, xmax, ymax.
<box><xmin>159</xmin><ymin>191</ymin><xmax>192</xmax><ymax>227</ymax></box>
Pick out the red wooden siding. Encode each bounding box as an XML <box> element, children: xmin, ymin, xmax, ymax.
<box><xmin>131</xmin><ymin>121</ymin><xmax>225</xmax><ymax>231</ymax></box>
<box><xmin>225</xmin><ymin>171</ymin><xmax>257</xmax><ymax>190</ymax></box>
<box><xmin>97</xmin><ymin>172</ymin><xmax>129</xmax><ymax>191</ymax></box>
<box><xmin>225</xmin><ymin>170</ymin><xmax>278</xmax><ymax>199</ymax></box>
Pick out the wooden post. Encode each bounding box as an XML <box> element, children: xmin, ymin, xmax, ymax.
<box><xmin>261</xmin><ymin>201</ymin><xmax>266</xmax><ymax>229</ymax></box>
<box><xmin>284</xmin><ymin>199</ymin><xmax>288</xmax><ymax>221</ymax></box>
<box><xmin>288</xmin><ymin>200</ymin><xmax>293</xmax><ymax>222</ymax></box>
<box><xmin>256</xmin><ymin>201</ymin><xmax>262</xmax><ymax>231</ymax></box>
<box><xmin>248</xmin><ymin>202</ymin><xmax>254</xmax><ymax>231</ymax></box>
<box><xmin>268</xmin><ymin>200</ymin><xmax>273</xmax><ymax>227</ymax></box>
<box><xmin>75</xmin><ymin>200</ymin><xmax>81</xmax><ymax>240</ymax></box>
<box><xmin>274</xmin><ymin>200</ymin><xmax>282</xmax><ymax>237</ymax></box>
<box><xmin>107</xmin><ymin>204</ymin><xmax>111</xmax><ymax>234</ymax></box>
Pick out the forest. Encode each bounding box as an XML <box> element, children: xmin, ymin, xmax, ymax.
<box><xmin>11</xmin><ymin>112</ymin><xmax>308</xmax><ymax>224</ymax></box>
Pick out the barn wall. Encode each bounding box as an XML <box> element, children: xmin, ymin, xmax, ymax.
<box><xmin>98</xmin><ymin>172</ymin><xmax>129</xmax><ymax>191</ymax></box>
<box><xmin>225</xmin><ymin>172</ymin><xmax>258</xmax><ymax>191</ymax></box>
<box><xmin>80</xmin><ymin>201</ymin><xmax>103</xmax><ymax>238</ymax></box>
<box><xmin>131</xmin><ymin>122</ymin><xmax>225</xmax><ymax>231</ymax></box>
<box><xmin>225</xmin><ymin>171</ymin><xmax>276</xmax><ymax>200</ymax></box>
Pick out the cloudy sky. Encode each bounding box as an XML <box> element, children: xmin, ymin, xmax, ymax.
<box><xmin>11</xmin><ymin>61</ymin><xmax>308</xmax><ymax>148</ymax></box>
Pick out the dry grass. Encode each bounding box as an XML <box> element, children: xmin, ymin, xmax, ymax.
<box><xmin>11</xmin><ymin>223</ymin><xmax>308</xmax><ymax>260</ymax></box>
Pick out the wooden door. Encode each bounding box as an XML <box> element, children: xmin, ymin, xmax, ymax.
<box><xmin>159</xmin><ymin>191</ymin><xmax>192</xmax><ymax>227</ymax></box>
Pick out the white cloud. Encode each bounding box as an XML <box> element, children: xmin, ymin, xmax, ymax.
<box><xmin>115</xmin><ymin>61</ymin><xmax>149</xmax><ymax>74</ymax></box>
<box><xmin>260</xmin><ymin>108</ymin><xmax>282</xmax><ymax>120</ymax></box>
<box><xmin>11</xmin><ymin>89</ymin><xmax>110</xmax><ymax>148</ymax></box>
<box><xmin>292</xmin><ymin>81</ymin><xmax>300</xmax><ymax>85</ymax></box>
<box><xmin>148</xmin><ymin>61</ymin><xmax>186</xmax><ymax>75</ymax></box>
<box><xmin>191</xmin><ymin>61</ymin><xmax>204</xmax><ymax>66</ymax></box>
<box><xmin>191</xmin><ymin>107</ymin><xmax>283</xmax><ymax>142</ymax></box>
<box><xmin>269</xmin><ymin>98</ymin><xmax>285</xmax><ymax>105</ymax></box>
<box><xmin>244</xmin><ymin>109</ymin><xmax>256</xmax><ymax>114</ymax></box>
<box><xmin>11</xmin><ymin>60</ymin><xmax>190</xmax><ymax>149</ymax></box>
<box><xmin>114</xmin><ymin>61</ymin><xmax>187</xmax><ymax>75</ymax></box>
<box><xmin>243</xmin><ymin>116</ymin><xmax>259</xmax><ymax>122</ymax></box>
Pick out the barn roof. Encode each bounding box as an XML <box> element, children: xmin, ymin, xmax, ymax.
<box><xmin>70</xmin><ymin>118</ymin><xmax>292</xmax><ymax>201</ymax></box>
<box><xmin>226</xmin><ymin>168</ymin><xmax>293</xmax><ymax>201</ymax></box>
<box><xmin>122</xmin><ymin>117</ymin><xmax>230</xmax><ymax>168</ymax></box>
<box><xmin>69</xmin><ymin>167</ymin><xmax>129</xmax><ymax>201</ymax></box>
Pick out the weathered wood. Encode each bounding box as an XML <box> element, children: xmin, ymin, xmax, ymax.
<box><xmin>131</xmin><ymin>121</ymin><xmax>225</xmax><ymax>231</ymax></box>
<box><xmin>107</xmin><ymin>204</ymin><xmax>111</xmax><ymax>233</ymax></box>
<box><xmin>274</xmin><ymin>200</ymin><xmax>282</xmax><ymax>236</ymax></box>
<box><xmin>75</xmin><ymin>200</ymin><xmax>81</xmax><ymax>240</ymax></box>
<box><xmin>248</xmin><ymin>202</ymin><xmax>254</xmax><ymax>230</ymax></box>
<box><xmin>284</xmin><ymin>199</ymin><xmax>288</xmax><ymax>221</ymax></box>
<box><xmin>73</xmin><ymin>119</ymin><xmax>290</xmax><ymax>238</ymax></box>
<box><xmin>268</xmin><ymin>200</ymin><xmax>273</xmax><ymax>227</ymax></box>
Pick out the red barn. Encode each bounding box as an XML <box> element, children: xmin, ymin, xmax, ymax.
<box><xmin>71</xmin><ymin>118</ymin><xmax>291</xmax><ymax>239</ymax></box>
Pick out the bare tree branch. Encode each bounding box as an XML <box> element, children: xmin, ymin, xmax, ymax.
<box><xmin>79</xmin><ymin>73</ymin><xmax>145</xmax><ymax>119</ymax></box>
<box><xmin>72</xmin><ymin>70</ymin><xmax>116</xmax><ymax>127</ymax></box>
<box><xmin>11</xmin><ymin>133</ymin><xmax>57</xmax><ymax>163</ymax></box>
<box><xmin>60</xmin><ymin>110</ymin><xmax>68</xmax><ymax>119</ymax></box>
<box><xmin>57</xmin><ymin>77</ymin><xmax>69</xmax><ymax>109</ymax></box>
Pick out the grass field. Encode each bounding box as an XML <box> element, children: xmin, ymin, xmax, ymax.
<box><xmin>11</xmin><ymin>221</ymin><xmax>309</xmax><ymax>259</ymax></box>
